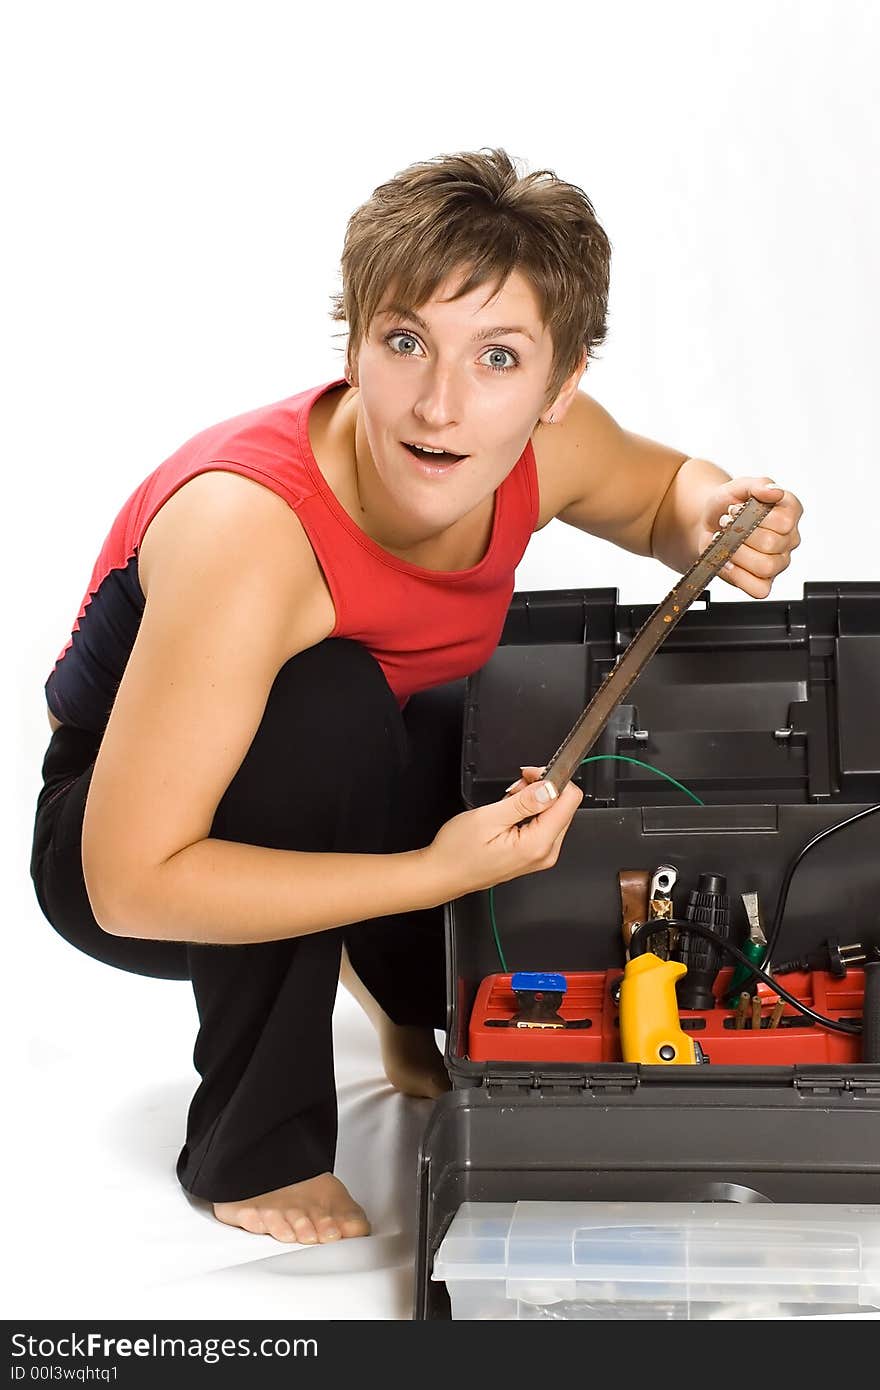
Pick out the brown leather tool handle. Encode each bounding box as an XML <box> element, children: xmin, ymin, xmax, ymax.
<box><xmin>618</xmin><ymin>868</ymin><xmax>651</xmax><ymax>959</ymax></box>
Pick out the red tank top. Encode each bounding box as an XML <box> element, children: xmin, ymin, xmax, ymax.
<box><xmin>46</xmin><ymin>378</ymin><xmax>539</xmax><ymax>728</ymax></box>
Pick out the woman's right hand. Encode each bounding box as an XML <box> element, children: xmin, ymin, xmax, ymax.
<box><xmin>424</xmin><ymin>771</ymin><xmax>583</xmax><ymax>899</ymax></box>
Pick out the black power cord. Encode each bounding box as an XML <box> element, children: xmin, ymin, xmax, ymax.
<box><xmin>629</xmin><ymin>918</ymin><xmax>862</xmax><ymax>1035</ymax></box>
<box><xmin>764</xmin><ymin>803</ymin><xmax>880</xmax><ymax>966</ymax></box>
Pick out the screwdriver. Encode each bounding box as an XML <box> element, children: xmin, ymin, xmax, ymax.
<box><xmin>725</xmin><ymin>892</ymin><xmax>768</xmax><ymax>1006</ymax></box>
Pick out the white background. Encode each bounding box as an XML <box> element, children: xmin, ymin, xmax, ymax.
<box><xmin>3</xmin><ymin>0</ymin><xmax>879</xmax><ymax>1321</ymax></box>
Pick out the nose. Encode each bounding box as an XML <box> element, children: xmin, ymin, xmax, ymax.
<box><xmin>412</xmin><ymin>363</ymin><xmax>461</xmax><ymax>433</ymax></box>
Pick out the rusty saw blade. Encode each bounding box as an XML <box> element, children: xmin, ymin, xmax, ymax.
<box><xmin>541</xmin><ymin>495</ymin><xmax>774</xmax><ymax>797</ymax></box>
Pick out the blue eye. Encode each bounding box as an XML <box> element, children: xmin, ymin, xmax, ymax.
<box><xmin>385</xmin><ymin>331</ymin><xmax>423</xmax><ymax>357</ymax></box>
<box><xmin>482</xmin><ymin>347</ymin><xmax>517</xmax><ymax>373</ymax></box>
<box><xmin>383</xmin><ymin>329</ymin><xmax>518</xmax><ymax>373</ymax></box>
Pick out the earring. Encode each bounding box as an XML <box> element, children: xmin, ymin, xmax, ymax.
<box><xmin>547</xmin><ymin>412</ymin><xmax>555</xmax><ymax>424</ymax></box>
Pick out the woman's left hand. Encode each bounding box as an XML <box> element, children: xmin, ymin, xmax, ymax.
<box><xmin>698</xmin><ymin>477</ymin><xmax>803</xmax><ymax>598</ymax></box>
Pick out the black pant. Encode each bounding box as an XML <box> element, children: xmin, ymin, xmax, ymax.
<box><xmin>30</xmin><ymin>639</ymin><xmax>465</xmax><ymax>1202</ymax></box>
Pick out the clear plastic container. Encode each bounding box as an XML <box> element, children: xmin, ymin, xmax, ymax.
<box><xmin>432</xmin><ymin>1200</ymin><xmax>880</xmax><ymax>1320</ymax></box>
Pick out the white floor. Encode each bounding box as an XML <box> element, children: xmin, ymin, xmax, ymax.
<box><xmin>6</xmin><ymin>899</ymin><xmax>438</xmax><ymax>1321</ymax></box>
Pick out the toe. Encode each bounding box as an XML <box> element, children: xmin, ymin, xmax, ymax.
<box><xmin>262</xmin><ymin>1213</ymin><xmax>297</xmax><ymax>1244</ymax></box>
<box><xmin>291</xmin><ymin>1214</ymin><xmax>318</xmax><ymax>1245</ymax></box>
<box><xmin>314</xmin><ymin>1215</ymin><xmax>342</xmax><ymax>1242</ymax></box>
<box><xmin>213</xmin><ymin>1202</ymin><xmax>265</xmax><ymax>1235</ymax></box>
<box><xmin>339</xmin><ymin>1208</ymin><xmax>371</xmax><ymax>1237</ymax></box>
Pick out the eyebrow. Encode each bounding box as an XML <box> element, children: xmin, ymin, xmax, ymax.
<box><xmin>378</xmin><ymin>304</ymin><xmax>536</xmax><ymax>343</ymax></box>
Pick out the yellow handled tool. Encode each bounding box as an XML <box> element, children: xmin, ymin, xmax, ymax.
<box><xmin>618</xmin><ymin>953</ymin><xmax>708</xmax><ymax>1064</ymax></box>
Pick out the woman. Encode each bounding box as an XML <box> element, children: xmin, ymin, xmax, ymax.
<box><xmin>30</xmin><ymin>148</ymin><xmax>802</xmax><ymax>1247</ymax></box>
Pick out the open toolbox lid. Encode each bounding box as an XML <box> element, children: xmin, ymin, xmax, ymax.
<box><xmin>432</xmin><ymin>1200</ymin><xmax>880</xmax><ymax>1317</ymax></box>
<box><xmin>461</xmin><ymin>581</ymin><xmax>880</xmax><ymax>808</ymax></box>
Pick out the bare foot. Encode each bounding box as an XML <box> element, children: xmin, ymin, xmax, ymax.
<box><xmin>378</xmin><ymin>1019</ymin><xmax>452</xmax><ymax>1099</ymax></box>
<box><xmin>337</xmin><ymin>944</ymin><xmax>451</xmax><ymax>1099</ymax></box>
<box><xmin>213</xmin><ymin>1172</ymin><xmax>370</xmax><ymax>1245</ymax></box>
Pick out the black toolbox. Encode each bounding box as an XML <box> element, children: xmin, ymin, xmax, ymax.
<box><xmin>414</xmin><ymin>582</ymin><xmax>880</xmax><ymax>1320</ymax></box>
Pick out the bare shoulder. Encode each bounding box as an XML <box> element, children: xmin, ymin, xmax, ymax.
<box><xmin>530</xmin><ymin>388</ymin><xmax>689</xmax><ymax>555</ymax></box>
<box><xmin>138</xmin><ymin>470</ymin><xmax>336</xmax><ymax>650</ymax></box>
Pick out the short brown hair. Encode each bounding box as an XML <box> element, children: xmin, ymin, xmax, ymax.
<box><xmin>330</xmin><ymin>148</ymin><xmax>612</xmax><ymax>406</ymax></box>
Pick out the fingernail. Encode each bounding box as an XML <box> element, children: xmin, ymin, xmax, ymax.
<box><xmin>724</xmin><ymin>561</ymin><xmax>735</xmax><ymax>571</ymax></box>
<box><xmin>535</xmin><ymin>782</ymin><xmax>557</xmax><ymax>803</ymax></box>
<box><xmin>504</xmin><ymin>780</ymin><xmax>521</xmax><ymax>794</ymax></box>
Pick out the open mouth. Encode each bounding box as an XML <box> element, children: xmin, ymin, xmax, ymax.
<box><xmin>403</xmin><ymin>442</ymin><xmax>467</xmax><ymax>466</ymax></box>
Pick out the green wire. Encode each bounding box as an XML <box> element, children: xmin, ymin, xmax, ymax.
<box><xmin>488</xmin><ymin>879</ymin><xmax>508</xmax><ymax>972</ymax></box>
<box><xmin>487</xmin><ymin>755</ymin><xmax>705</xmax><ymax>972</ymax></box>
<box><xmin>579</xmin><ymin>755</ymin><xmax>705</xmax><ymax>806</ymax></box>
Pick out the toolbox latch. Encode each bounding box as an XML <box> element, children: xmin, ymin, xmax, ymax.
<box><xmin>793</xmin><ymin>1073</ymin><xmax>848</xmax><ymax>1095</ymax></box>
<box><xmin>484</xmin><ymin>1070</ymin><xmax>536</xmax><ymax>1096</ymax></box>
<box><xmin>848</xmin><ymin>1080</ymin><xmax>880</xmax><ymax>1097</ymax></box>
<box><xmin>793</xmin><ymin>1072</ymin><xmax>880</xmax><ymax>1096</ymax></box>
<box><xmin>580</xmin><ymin>1072</ymin><xmax>641</xmax><ymax>1094</ymax></box>
<box><xmin>484</xmin><ymin>1069</ymin><xmax>642</xmax><ymax>1095</ymax></box>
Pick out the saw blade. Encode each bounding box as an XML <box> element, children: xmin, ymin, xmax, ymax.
<box><xmin>542</xmin><ymin>495</ymin><xmax>774</xmax><ymax>796</ymax></box>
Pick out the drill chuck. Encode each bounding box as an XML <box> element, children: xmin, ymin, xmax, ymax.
<box><xmin>675</xmin><ymin>873</ymin><xmax>732</xmax><ymax>1011</ymax></box>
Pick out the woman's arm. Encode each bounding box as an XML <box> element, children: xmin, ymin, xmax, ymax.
<box><xmin>83</xmin><ymin>471</ymin><xmax>582</xmax><ymax>944</ymax></box>
<box><xmin>547</xmin><ymin>392</ymin><xmax>802</xmax><ymax>597</ymax></box>
<box><xmin>83</xmin><ymin>473</ymin><xmax>448</xmax><ymax>944</ymax></box>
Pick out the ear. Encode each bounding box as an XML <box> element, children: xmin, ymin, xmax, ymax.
<box><xmin>540</xmin><ymin>348</ymin><xmax>588</xmax><ymax>425</ymax></box>
<box><xmin>343</xmin><ymin>326</ymin><xmax>366</xmax><ymax>387</ymax></box>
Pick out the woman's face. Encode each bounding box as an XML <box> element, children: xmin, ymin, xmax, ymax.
<box><xmin>353</xmin><ymin>267</ymin><xmax>557</xmax><ymax>537</ymax></box>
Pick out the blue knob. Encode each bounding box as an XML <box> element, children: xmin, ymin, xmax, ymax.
<box><xmin>511</xmin><ymin>971</ymin><xmax>567</xmax><ymax>993</ymax></box>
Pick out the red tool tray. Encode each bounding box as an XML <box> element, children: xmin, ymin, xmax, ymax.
<box><xmin>468</xmin><ymin>967</ymin><xmax>864</xmax><ymax>1065</ymax></box>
